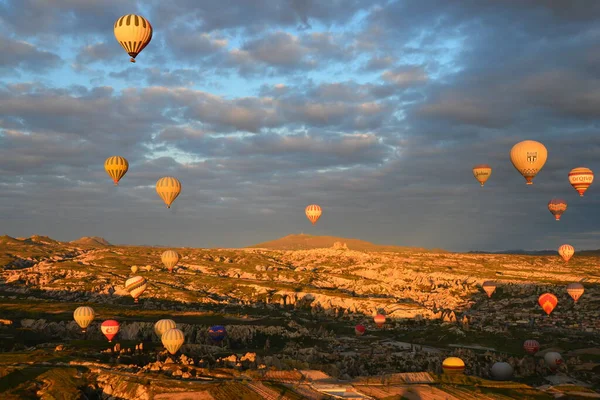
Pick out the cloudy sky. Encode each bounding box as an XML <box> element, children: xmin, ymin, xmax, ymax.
<box><xmin>1</xmin><ymin>0</ymin><xmax>600</xmax><ymax>251</ymax></box>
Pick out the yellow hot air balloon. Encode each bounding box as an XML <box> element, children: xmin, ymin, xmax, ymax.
<box><xmin>482</xmin><ymin>281</ymin><xmax>496</xmax><ymax>298</ymax></box>
<box><xmin>162</xmin><ymin>328</ymin><xmax>185</xmax><ymax>354</ymax></box>
<box><xmin>104</xmin><ymin>156</ymin><xmax>129</xmax><ymax>186</ymax></box>
<box><xmin>131</xmin><ymin>265</ymin><xmax>139</xmax><ymax>274</ymax></box>
<box><xmin>568</xmin><ymin>167</ymin><xmax>594</xmax><ymax>197</ymax></box>
<box><xmin>154</xmin><ymin>319</ymin><xmax>177</xmax><ymax>338</ymax></box>
<box><xmin>442</xmin><ymin>357</ymin><xmax>465</xmax><ymax>374</ymax></box>
<box><xmin>156</xmin><ymin>177</ymin><xmax>181</xmax><ymax>208</ymax></box>
<box><xmin>566</xmin><ymin>282</ymin><xmax>584</xmax><ymax>303</ymax></box>
<box><xmin>305</xmin><ymin>204</ymin><xmax>322</xmax><ymax>225</ymax></box>
<box><xmin>558</xmin><ymin>244</ymin><xmax>574</xmax><ymax>263</ymax></box>
<box><xmin>472</xmin><ymin>164</ymin><xmax>492</xmax><ymax>187</ymax></box>
<box><xmin>73</xmin><ymin>306</ymin><xmax>95</xmax><ymax>333</ymax></box>
<box><xmin>510</xmin><ymin>140</ymin><xmax>548</xmax><ymax>185</ymax></box>
<box><xmin>125</xmin><ymin>276</ymin><xmax>147</xmax><ymax>303</ymax></box>
<box><xmin>161</xmin><ymin>250</ymin><xmax>180</xmax><ymax>273</ymax></box>
<box><xmin>114</xmin><ymin>14</ymin><xmax>153</xmax><ymax>63</ymax></box>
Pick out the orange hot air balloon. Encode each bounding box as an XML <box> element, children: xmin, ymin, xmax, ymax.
<box><xmin>547</xmin><ymin>199</ymin><xmax>567</xmax><ymax>221</ymax></box>
<box><xmin>523</xmin><ymin>339</ymin><xmax>540</xmax><ymax>355</ymax></box>
<box><xmin>568</xmin><ymin>167</ymin><xmax>594</xmax><ymax>197</ymax></box>
<box><xmin>538</xmin><ymin>293</ymin><xmax>558</xmax><ymax>315</ymax></box>
<box><xmin>558</xmin><ymin>244</ymin><xmax>574</xmax><ymax>263</ymax></box>
<box><xmin>566</xmin><ymin>282</ymin><xmax>584</xmax><ymax>303</ymax></box>
<box><xmin>101</xmin><ymin>320</ymin><xmax>120</xmax><ymax>342</ymax></box>
<box><xmin>374</xmin><ymin>314</ymin><xmax>386</xmax><ymax>328</ymax></box>
<box><xmin>305</xmin><ymin>204</ymin><xmax>322</xmax><ymax>225</ymax></box>
<box><xmin>482</xmin><ymin>281</ymin><xmax>496</xmax><ymax>298</ymax></box>
<box><xmin>472</xmin><ymin>164</ymin><xmax>492</xmax><ymax>187</ymax></box>
<box><xmin>510</xmin><ymin>140</ymin><xmax>547</xmax><ymax>185</ymax></box>
<box><xmin>442</xmin><ymin>357</ymin><xmax>465</xmax><ymax>374</ymax></box>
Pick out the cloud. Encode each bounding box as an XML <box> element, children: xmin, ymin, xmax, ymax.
<box><xmin>0</xmin><ymin>36</ymin><xmax>62</xmax><ymax>73</ymax></box>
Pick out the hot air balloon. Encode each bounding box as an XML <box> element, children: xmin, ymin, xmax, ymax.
<box><xmin>510</xmin><ymin>140</ymin><xmax>547</xmax><ymax>185</ymax></box>
<box><xmin>73</xmin><ymin>306</ymin><xmax>95</xmax><ymax>333</ymax></box>
<box><xmin>482</xmin><ymin>281</ymin><xmax>497</xmax><ymax>298</ymax></box>
<box><xmin>131</xmin><ymin>265</ymin><xmax>139</xmax><ymax>274</ymax></box>
<box><xmin>114</xmin><ymin>14</ymin><xmax>153</xmax><ymax>63</ymax></box>
<box><xmin>104</xmin><ymin>156</ymin><xmax>129</xmax><ymax>186</ymax></box>
<box><xmin>442</xmin><ymin>357</ymin><xmax>465</xmax><ymax>374</ymax></box>
<box><xmin>156</xmin><ymin>177</ymin><xmax>181</xmax><ymax>208</ymax></box>
<box><xmin>569</xmin><ymin>167</ymin><xmax>594</xmax><ymax>197</ymax></box>
<box><xmin>523</xmin><ymin>339</ymin><xmax>540</xmax><ymax>355</ymax></box>
<box><xmin>162</xmin><ymin>328</ymin><xmax>185</xmax><ymax>355</ymax></box>
<box><xmin>558</xmin><ymin>244</ymin><xmax>574</xmax><ymax>263</ymax></box>
<box><xmin>355</xmin><ymin>325</ymin><xmax>366</xmax><ymax>336</ymax></box>
<box><xmin>544</xmin><ymin>352</ymin><xmax>563</xmax><ymax>371</ymax></box>
<box><xmin>547</xmin><ymin>199</ymin><xmax>567</xmax><ymax>221</ymax></box>
<box><xmin>208</xmin><ymin>325</ymin><xmax>227</xmax><ymax>342</ymax></box>
<box><xmin>538</xmin><ymin>293</ymin><xmax>558</xmax><ymax>316</ymax></box>
<box><xmin>305</xmin><ymin>204</ymin><xmax>322</xmax><ymax>225</ymax></box>
<box><xmin>101</xmin><ymin>320</ymin><xmax>120</xmax><ymax>342</ymax></box>
<box><xmin>154</xmin><ymin>319</ymin><xmax>177</xmax><ymax>338</ymax></box>
<box><xmin>567</xmin><ymin>282</ymin><xmax>584</xmax><ymax>303</ymax></box>
<box><xmin>490</xmin><ymin>362</ymin><xmax>513</xmax><ymax>380</ymax></box>
<box><xmin>161</xmin><ymin>250</ymin><xmax>180</xmax><ymax>273</ymax></box>
<box><xmin>125</xmin><ymin>276</ymin><xmax>147</xmax><ymax>303</ymax></box>
<box><xmin>472</xmin><ymin>164</ymin><xmax>492</xmax><ymax>187</ymax></box>
<box><xmin>374</xmin><ymin>314</ymin><xmax>386</xmax><ymax>328</ymax></box>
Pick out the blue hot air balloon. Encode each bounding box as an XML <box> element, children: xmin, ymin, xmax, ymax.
<box><xmin>208</xmin><ymin>325</ymin><xmax>226</xmax><ymax>342</ymax></box>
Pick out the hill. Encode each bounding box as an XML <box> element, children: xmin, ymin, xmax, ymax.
<box><xmin>70</xmin><ymin>236</ymin><xmax>112</xmax><ymax>247</ymax></box>
<box><xmin>470</xmin><ymin>249</ymin><xmax>600</xmax><ymax>256</ymax></box>
<box><xmin>248</xmin><ymin>233</ymin><xmax>445</xmax><ymax>252</ymax></box>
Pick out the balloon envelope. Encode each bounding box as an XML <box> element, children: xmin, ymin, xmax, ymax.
<box><xmin>538</xmin><ymin>293</ymin><xmax>558</xmax><ymax>315</ymax></box>
<box><xmin>373</xmin><ymin>314</ymin><xmax>386</xmax><ymax>327</ymax></box>
<box><xmin>156</xmin><ymin>177</ymin><xmax>181</xmax><ymax>208</ymax></box>
<box><xmin>125</xmin><ymin>276</ymin><xmax>147</xmax><ymax>303</ymax></box>
<box><xmin>472</xmin><ymin>164</ymin><xmax>492</xmax><ymax>187</ymax></box>
<box><xmin>154</xmin><ymin>319</ymin><xmax>177</xmax><ymax>338</ymax></box>
<box><xmin>568</xmin><ymin>167</ymin><xmax>594</xmax><ymax>197</ymax></box>
<box><xmin>73</xmin><ymin>306</ymin><xmax>95</xmax><ymax>332</ymax></box>
<box><xmin>491</xmin><ymin>362</ymin><xmax>513</xmax><ymax>380</ymax></box>
<box><xmin>162</xmin><ymin>328</ymin><xmax>185</xmax><ymax>355</ymax></box>
<box><xmin>355</xmin><ymin>324</ymin><xmax>366</xmax><ymax>336</ymax></box>
<box><xmin>104</xmin><ymin>156</ymin><xmax>129</xmax><ymax>185</ymax></box>
<box><xmin>101</xmin><ymin>320</ymin><xmax>120</xmax><ymax>342</ymax></box>
<box><xmin>523</xmin><ymin>340</ymin><xmax>540</xmax><ymax>355</ymax></box>
<box><xmin>305</xmin><ymin>204</ymin><xmax>322</xmax><ymax>225</ymax></box>
<box><xmin>567</xmin><ymin>283</ymin><xmax>584</xmax><ymax>303</ymax></box>
<box><xmin>208</xmin><ymin>325</ymin><xmax>227</xmax><ymax>342</ymax></box>
<box><xmin>547</xmin><ymin>199</ymin><xmax>567</xmax><ymax>221</ymax></box>
<box><xmin>161</xmin><ymin>250</ymin><xmax>180</xmax><ymax>272</ymax></box>
<box><xmin>482</xmin><ymin>281</ymin><xmax>496</xmax><ymax>298</ymax></box>
<box><xmin>544</xmin><ymin>352</ymin><xmax>563</xmax><ymax>370</ymax></box>
<box><xmin>510</xmin><ymin>140</ymin><xmax>548</xmax><ymax>185</ymax></box>
<box><xmin>558</xmin><ymin>244</ymin><xmax>574</xmax><ymax>263</ymax></box>
<box><xmin>442</xmin><ymin>357</ymin><xmax>465</xmax><ymax>374</ymax></box>
<box><xmin>114</xmin><ymin>14</ymin><xmax>153</xmax><ymax>63</ymax></box>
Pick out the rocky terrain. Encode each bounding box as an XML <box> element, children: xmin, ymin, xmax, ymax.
<box><xmin>0</xmin><ymin>233</ymin><xmax>599</xmax><ymax>399</ymax></box>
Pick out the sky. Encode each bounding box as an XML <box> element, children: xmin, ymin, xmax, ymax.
<box><xmin>1</xmin><ymin>0</ymin><xmax>600</xmax><ymax>251</ymax></box>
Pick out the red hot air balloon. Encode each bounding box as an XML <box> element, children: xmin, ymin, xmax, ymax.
<box><xmin>374</xmin><ymin>314</ymin><xmax>386</xmax><ymax>328</ymax></box>
<box><xmin>523</xmin><ymin>339</ymin><xmax>540</xmax><ymax>355</ymax></box>
<box><xmin>101</xmin><ymin>320</ymin><xmax>120</xmax><ymax>342</ymax></box>
<box><xmin>355</xmin><ymin>324</ymin><xmax>366</xmax><ymax>336</ymax></box>
<box><xmin>538</xmin><ymin>293</ymin><xmax>558</xmax><ymax>315</ymax></box>
<box><xmin>568</xmin><ymin>167</ymin><xmax>594</xmax><ymax>197</ymax></box>
<box><xmin>547</xmin><ymin>199</ymin><xmax>567</xmax><ymax>221</ymax></box>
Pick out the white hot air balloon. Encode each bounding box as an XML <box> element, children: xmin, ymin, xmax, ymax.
<box><xmin>491</xmin><ymin>362</ymin><xmax>514</xmax><ymax>380</ymax></box>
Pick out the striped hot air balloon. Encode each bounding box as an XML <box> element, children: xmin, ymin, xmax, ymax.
<box><xmin>442</xmin><ymin>357</ymin><xmax>465</xmax><ymax>374</ymax></box>
<box><xmin>558</xmin><ymin>244</ymin><xmax>574</xmax><ymax>263</ymax></box>
<box><xmin>355</xmin><ymin>324</ymin><xmax>366</xmax><ymax>336</ymax></box>
<box><xmin>114</xmin><ymin>14</ymin><xmax>153</xmax><ymax>63</ymax></box>
<box><xmin>523</xmin><ymin>339</ymin><xmax>540</xmax><ymax>355</ymax></box>
<box><xmin>125</xmin><ymin>276</ymin><xmax>147</xmax><ymax>303</ymax></box>
<box><xmin>154</xmin><ymin>319</ymin><xmax>177</xmax><ymax>338</ymax></box>
<box><xmin>538</xmin><ymin>293</ymin><xmax>558</xmax><ymax>316</ymax></box>
<box><xmin>161</xmin><ymin>250</ymin><xmax>180</xmax><ymax>273</ymax></box>
<box><xmin>162</xmin><ymin>328</ymin><xmax>185</xmax><ymax>355</ymax></box>
<box><xmin>568</xmin><ymin>167</ymin><xmax>594</xmax><ymax>197</ymax></box>
<box><xmin>101</xmin><ymin>320</ymin><xmax>120</xmax><ymax>342</ymax></box>
<box><xmin>472</xmin><ymin>164</ymin><xmax>492</xmax><ymax>187</ymax></box>
<box><xmin>482</xmin><ymin>281</ymin><xmax>497</xmax><ymax>298</ymax></box>
<box><xmin>566</xmin><ymin>282</ymin><xmax>584</xmax><ymax>303</ymax></box>
<box><xmin>73</xmin><ymin>306</ymin><xmax>95</xmax><ymax>333</ymax></box>
<box><xmin>156</xmin><ymin>177</ymin><xmax>181</xmax><ymax>208</ymax></box>
<box><xmin>374</xmin><ymin>314</ymin><xmax>386</xmax><ymax>328</ymax></box>
<box><xmin>104</xmin><ymin>156</ymin><xmax>129</xmax><ymax>186</ymax></box>
<box><xmin>305</xmin><ymin>204</ymin><xmax>322</xmax><ymax>225</ymax></box>
<box><xmin>547</xmin><ymin>199</ymin><xmax>567</xmax><ymax>221</ymax></box>
<box><xmin>510</xmin><ymin>140</ymin><xmax>548</xmax><ymax>185</ymax></box>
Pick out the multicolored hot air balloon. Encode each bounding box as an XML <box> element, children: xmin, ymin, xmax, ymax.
<box><xmin>131</xmin><ymin>265</ymin><xmax>139</xmax><ymax>274</ymax></box>
<box><xmin>156</xmin><ymin>177</ymin><xmax>181</xmax><ymax>208</ymax></box>
<box><xmin>538</xmin><ymin>293</ymin><xmax>558</xmax><ymax>315</ymax></box>
<box><xmin>305</xmin><ymin>204</ymin><xmax>322</xmax><ymax>225</ymax></box>
<box><xmin>154</xmin><ymin>319</ymin><xmax>177</xmax><ymax>338</ymax></box>
<box><xmin>104</xmin><ymin>156</ymin><xmax>129</xmax><ymax>186</ymax></box>
<box><xmin>101</xmin><ymin>320</ymin><xmax>120</xmax><ymax>342</ymax></box>
<box><xmin>161</xmin><ymin>250</ymin><xmax>180</xmax><ymax>273</ymax></box>
<box><xmin>73</xmin><ymin>306</ymin><xmax>95</xmax><ymax>333</ymax></box>
<box><xmin>442</xmin><ymin>357</ymin><xmax>465</xmax><ymax>374</ymax></box>
<box><xmin>114</xmin><ymin>14</ymin><xmax>153</xmax><ymax>63</ymax></box>
<box><xmin>523</xmin><ymin>339</ymin><xmax>540</xmax><ymax>355</ymax></box>
<box><xmin>355</xmin><ymin>324</ymin><xmax>366</xmax><ymax>336</ymax></box>
<box><xmin>491</xmin><ymin>362</ymin><xmax>513</xmax><ymax>381</ymax></box>
<box><xmin>208</xmin><ymin>325</ymin><xmax>227</xmax><ymax>342</ymax></box>
<box><xmin>547</xmin><ymin>199</ymin><xmax>567</xmax><ymax>221</ymax></box>
<box><xmin>374</xmin><ymin>314</ymin><xmax>386</xmax><ymax>328</ymax></box>
<box><xmin>162</xmin><ymin>328</ymin><xmax>185</xmax><ymax>354</ymax></box>
<box><xmin>544</xmin><ymin>352</ymin><xmax>563</xmax><ymax>371</ymax></box>
<box><xmin>567</xmin><ymin>282</ymin><xmax>584</xmax><ymax>303</ymax></box>
<box><xmin>569</xmin><ymin>167</ymin><xmax>594</xmax><ymax>197</ymax></box>
<box><xmin>510</xmin><ymin>140</ymin><xmax>547</xmax><ymax>185</ymax></box>
<box><xmin>472</xmin><ymin>164</ymin><xmax>492</xmax><ymax>187</ymax></box>
<box><xmin>125</xmin><ymin>276</ymin><xmax>147</xmax><ymax>303</ymax></box>
<box><xmin>482</xmin><ymin>281</ymin><xmax>497</xmax><ymax>298</ymax></box>
<box><xmin>558</xmin><ymin>244</ymin><xmax>574</xmax><ymax>263</ymax></box>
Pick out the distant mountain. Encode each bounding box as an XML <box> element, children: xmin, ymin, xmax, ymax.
<box><xmin>23</xmin><ymin>235</ymin><xmax>63</xmax><ymax>245</ymax></box>
<box><xmin>248</xmin><ymin>234</ymin><xmax>446</xmax><ymax>253</ymax></box>
<box><xmin>70</xmin><ymin>236</ymin><xmax>112</xmax><ymax>247</ymax></box>
<box><xmin>469</xmin><ymin>249</ymin><xmax>600</xmax><ymax>256</ymax></box>
<box><xmin>0</xmin><ymin>235</ymin><xmax>22</xmax><ymax>245</ymax></box>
